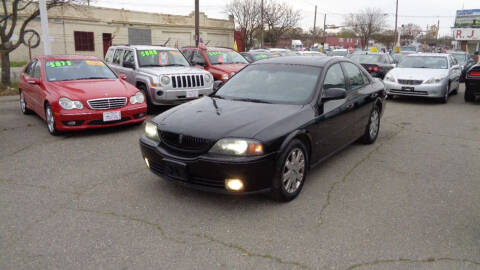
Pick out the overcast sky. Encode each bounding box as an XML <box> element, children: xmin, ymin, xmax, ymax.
<box><xmin>93</xmin><ymin>0</ymin><xmax>478</xmax><ymax>36</ymax></box>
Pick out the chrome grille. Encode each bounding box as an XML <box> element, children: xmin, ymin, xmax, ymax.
<box><xmin>87</xmin><ymin>97</ymin><xmax>127</xmax><ymax>110</ymax></box>
<box><xmin>398</xmin><ymin>79</ymin><xmax>423</xmax><ymax>85</ymax></box>
<box><xmin>171</xmin><ymin>74</ymin><xmax>205</xmax><ymax>89</ymax></box>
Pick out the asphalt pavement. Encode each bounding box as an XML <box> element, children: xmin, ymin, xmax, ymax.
<box><xmin>1</xmin><ymin>85</ymin><xmax>479</xmax><ymax>269</ymax></box>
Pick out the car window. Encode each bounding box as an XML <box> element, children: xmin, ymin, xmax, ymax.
<box><xmin>112</xmin><ymin>49</ymin><xmax>124</xmax><ymax>65</ymax></box>
<box><xmin>45</xmin><ymin>60</ymin><xmax>117</xmax><ymax>82</ymax></box>
<box><xmin>192</xmin><ymin>51</ymin><xmax>206</xmax><ymax>65</ymax></box>
<box><xmin>33</xmin><ymin>61</ymin><xmax>41</xmax><ymax>79</ymax></box>
<box><xmin>123</xmin><ymin>50</ymin><xmax>134</xmax><ymax>65</ymax></box>
<box><xmin>105</xmin><ymin>48</ymin><xmax>114</xmax><ymax>63</ymax></box>
<box><xmin>342</xmin><ymin>62</ymin><xmax>366</xmax><ymax>90</ymax></box>
<box><xmin>206</xmin><ymin>50</ymin><xmax>248</xmax><ymax>65</ymax></box>
<box><xmin>182</xmin><ymin>50</ymin><xmax>193</xmax><ymax>61</ymax></box>
<box><xmin>323</xmin><ymin>64</ymin><xmax>346</xmax><ymax>90</ymax></box>
<box><xmin>25</xmin><ymin>61</ymin><xmax>36</xmax><ymax>77</ymax></box>
<box><xmin>136</xmin><ymin>49</ymin><xmax>190</xmax><ymax>67</ymax></box>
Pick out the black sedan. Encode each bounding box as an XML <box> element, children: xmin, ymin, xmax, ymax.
<box><xmin>465</xmin><ymin>64</ymin><xmax>480</xmax><ymax>102</ymax></box>
<box><xmin>140</xmin><ymin>56</ymin><xmax>386</xmax><ymax>201</ymax></box>
<box><xmin>347</xmin><ymin>52</ymin><xmax>396</xmax><ymax>79</ymax></box>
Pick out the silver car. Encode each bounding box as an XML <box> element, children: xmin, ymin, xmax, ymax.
<box><xmin>105</xmin><ymin>45</ymin><xmax>214</xmax><ymax>108</ymax></box>
<box><xmin>383</xmin><ymin>53</ymin><xmax>461</xmax><ymax>103</ymax></box>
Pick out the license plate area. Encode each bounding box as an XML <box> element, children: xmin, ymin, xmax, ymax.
<box><xmin>102</xmin><ymin>111</ymin><xmax>121</xmax><ymax>122</ymax></box>
<box><xmin>401</xmin><ymin>86</ymin><xmax>415</xmax><ymax>91</ymax></box>
<box><xmin>162</xmin><ymin>159</ymin><xmax>188</xmax><ymax>180</ymax></box>
<box><xmin>186</xmin><ymin>90</ymin><xmax>199</xmax><ymax>98</ymax></box>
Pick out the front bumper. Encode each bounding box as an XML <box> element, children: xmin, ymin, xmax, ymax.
<box><xmin>384</xmin><ymin>81</ymin><xmax>448</xmax><ymax>98</ymax></box>
<box><xmin>151</xmin><ymin>87</ymin><xmax>213</xmax><ymax>105</ymax></box>
<box><xmin>55</xmin><ymin>105</ymin><xmax>147</xmax><ymax>131</ymax></box>
<box><xmin>139</xmin><ymin>136</ymin><xmax>276</xmax><ymax>194</ymax></box>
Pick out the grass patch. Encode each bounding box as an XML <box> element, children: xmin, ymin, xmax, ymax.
<box><xmin>0</xmin><ymin>82</ymin><xmax>19</xmax><ymax>96</ymax></box>
<box><xmin>0</xmin><ymin>61</ymin><xmax>27</xmax><ymax>68</ymax></box>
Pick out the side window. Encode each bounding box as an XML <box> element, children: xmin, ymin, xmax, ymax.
<box><xmin>33</xmin><ymin>61</ymin><xmax>41</xmax><ymax>79</ymax></box>
<box><xmin>123</xmin><ymin>50</ymin><xmax>134</xmax><ymax>65</ymax></box>
<box><xmin>182</xmin><ymin>50</ymin><xmax>193</xmax><ymax>61</ymax></box>
<box><xmin>24</xmin><ymin>61</ymin><xmax>36</xmax><ymax>77</ymax></box>
<box><xmin>343</xmin><ymin>62</ymin><xmax>366</xmax><ymax>90</ymax></box>
<box><xmin>105</xmin><ymin>48</ymin><xmax>114</xmax><ymax>63</ymax></box>
<box><xmin>192</xmin><ymin>51</ymin><xmax>206</xmax><ymax>65</ymax></box>
<box><xmin>323</xmin><ymin>64</ymin><xmax>346</xmax><ymax>90</ymax></box>
<box><xmin>112</xmin><ymin>49</ymin><xmax>124</xmax><ymax>65</ymax></box>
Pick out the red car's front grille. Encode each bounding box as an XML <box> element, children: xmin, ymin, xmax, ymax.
<box><xmin>87</xmin><ymin>97</ymin><xmax>127</xmax><ymax>110</ymax></box>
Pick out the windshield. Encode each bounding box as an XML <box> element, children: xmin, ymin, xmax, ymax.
<box><xmin>401</xmin><ymin>46</ymin><xmax>417</xmax><ymax>52</ymax></box>
<box><xmin>398</xmin><ymin>56</ymin><xmax>448</xmax><ymax>69</ymax></box>
<box><xmin>215</xmin><ymin>64</ymin><xmax>321</xmax><ymax>104</ymax></box>
<box><xmin>331</xmin><ymin>50</ymin><xmax>347</xmax><ymax>56</ymax></box>
<box><xmin>45</xmin><ymin>60</ymin><xmax>117</xmax><ymax>82</ymax></box>
<box><xmin>348</xmin><ymin>54</ymin><xmax>383</xmax><ymax>64</ymax></box>
<box><xmin>136</xmin><ymin>49</ymin><xmax>189</xmax><ymax>67</ymax></box>
<box><xmin>452</xmin><ymin>53</ymin><xmax>467</xmax><ymax>64</ymax></box>
<box><xmin>207</xmin><ymin>50</ymin><xmax>248</xmax><ymax>65</ymax></box>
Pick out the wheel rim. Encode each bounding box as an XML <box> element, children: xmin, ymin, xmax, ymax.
<box><xmin>369</xmin><ymin>109</ymin><xmax>380</xmax><ymax>139</ymax></box>
<box><xmin>282</xmin><ymin>148</ymin><xmax>305</xmax><ymax>194</ymax></box>
<box><xmin>46</xmin><ymin>107</ymin><xmax>55</xmax><ymax>133</ymax></box>
<box><xmin>20</xmin><ymin>92</ymin><xmax>26</xmax><ymax>112</ymax></box>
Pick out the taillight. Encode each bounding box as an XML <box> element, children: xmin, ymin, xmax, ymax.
<box><xmin>469</xmin><ymin>71</ymin><xmax>480</xmax><ymax>77</ymax></box>
<box><xmin>373</xmin><ymin>66</ymin><xmax>380</xmax><ymax>72</ymax></box>
<box><xmin>368</xmin><ymin>67</ymin><xmax>373</xmax><ymax>71</ymax></box>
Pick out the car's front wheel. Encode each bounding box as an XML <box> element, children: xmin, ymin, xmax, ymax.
<box><xmin>45</xmin><ymin>103</ymin><xmax>60</xmax><ymax>136</ymax></box>
<box><xmin>272</xmin><ymin>139</ymin><xmax>308</xmax><ymax>202</ymax></box>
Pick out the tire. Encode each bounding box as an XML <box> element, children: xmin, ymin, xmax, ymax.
<box><xmin>439</xmin><ymin>83</ymin><xmax>449</xmax><ymax>104</ymax></box>
<box><xmin>137</xmin><ymin>84</ymin><xmax>154</xmax><ymax>113</ymax></box>
<box><xmin>464</xmin><ymin>87</ymin><xmax>475</xmax><ymax>102</ymax></box>
<box><xmin>45</xmin><ymin>103</ymin><xmax>60</xmax><ymax>136</ymax></box>
<box><xmin>19</xmin><ymin>90</ymin><xmax>32</xmax><ymax>114</ymax></box>
<box><xmin>360</xmin><ymin>104</ymin><xmax>381</xmax><ymax>145</ymax></box>
<box><xmin>271</xmin><ymin>139</ymin><xmax>308</xmax><ymax>202</ymax></box>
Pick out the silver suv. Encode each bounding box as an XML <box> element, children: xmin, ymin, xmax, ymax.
<box><xmin>105</xmin><ymin>45</ymin><xmax>214</xmax><ymax>108</ymax></box>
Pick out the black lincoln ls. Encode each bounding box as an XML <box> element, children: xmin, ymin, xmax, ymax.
<box><xmin>140</xmin><ymin>56</ymin><xmax>386</xmax><ymax>201</ymax></box>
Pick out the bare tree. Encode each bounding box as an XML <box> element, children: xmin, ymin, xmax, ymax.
<box><xmin>263</xmin><ymin>1</ymin><xmax>300</xmax><ymax>47</ymax></box>
<box><xmin>344</xmin><ymin>8</ymin><xmax>387</xmax><ymax>49</ymax></box>
<box><xmin>0</xmin><ymin>0</ymin><xmax>84</xmax><ymax>87</ymax></box>
<box><xmin>225</xmin><ymin>0</ymin><xmax>261</xmax><ymax>51</ymax></box>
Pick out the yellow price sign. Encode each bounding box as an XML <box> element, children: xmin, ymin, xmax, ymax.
<box><xmin>85</xmin><ymin>60</ymin><xmax>105</xmax><ymax>66</ymax></box>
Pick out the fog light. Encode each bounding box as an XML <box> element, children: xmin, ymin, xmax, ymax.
<box><xmin>144</xmin><ymin>157</ymin><xmax>150</xmax><ymax>168</ymax></box>
<box><xmin>156</xmin><ymin>90</ymin><xmax>164</xmax><ymax>96</ymax></box>
<box><xmin>225</xmin><ymin>178</ymin><xmax>244</xmax><ymax>192</ymax></box>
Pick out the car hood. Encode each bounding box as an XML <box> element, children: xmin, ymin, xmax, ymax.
<box><xmin>389</xmin><ymin>68</ymin><xmax>449</xmax><ymax>80</ymax></box>
<box><xmin>138</xmin><ymin>66</ymin><xmax>209</xmax><ymax>76</ymax></box>
<box><xmin>152</xmin><ymin>97</ymin><xmax>303</xmax><ymax>140</ymax></box>
<box><xmin>210</xmin><ymin>64</ymin><xmax>247</xmax><ymax>74</ymax></box>
<box><xmin>48</xmin><ymin>79</ymin><xmax>137</xmax><ymax>100</ymax></box>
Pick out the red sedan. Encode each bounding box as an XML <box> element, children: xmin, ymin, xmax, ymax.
<box><xmin>19</xmin><ymin>55</ymin><xmax>147</xmax><ymax>135</ymax></box>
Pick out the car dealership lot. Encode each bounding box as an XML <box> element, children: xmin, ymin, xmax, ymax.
<box><xmin>1</xmin><ymin>87</ymin><xmax>479</xmax><ymax>269</ymax></box>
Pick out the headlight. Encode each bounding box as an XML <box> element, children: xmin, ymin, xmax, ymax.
<box><xmin>204</xmin><ymin>73</ymin><xmax>212</xmax><ymax>83</ymax></box>
<box><xmin>424</xmin><ymin>76</ymin><xmax>446</xmax><ymax>84</ymax></box>
<box><xmin>130</xmin><ymin>92</ymin><xmax>145</xmax><ymax>104</ymax></box>
<box><xmin>160</xmin><ymin>76</ymin><xmax>170</xmax><ymax>86</ymax></box>
<box><xmin>384</xmin><ymin>73</ymin><xmax>396</xmax><ymax>83</ymax></box>
<box><xmin>221</xmin><ymin>73</ymin><xmax>229</xmax><ymax>81</ymax></box>
<box><xmin>59</xmin><ymin>97</ymin><xmax>83</xmax><ymax>110</ymax></box>
<box><xmin>145</xmin><ymin>122</ymin><xmax>160</xmax><ymax>141</ymax></box>
<box><xmin>209</xmin><ymin>138</ymin><xmax>264</xmax><ymax>156</ymax></box>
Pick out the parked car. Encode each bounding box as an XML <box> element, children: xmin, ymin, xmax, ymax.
<box><xmin>19</xmin><ymin>55</ymin><xmax>147</xmax><ymax>135</ymax></box>
<box><xmin>464</xmin><ymin>64</ymin><xmax>480</xmax><ymax>102</ymax></box>
<box><xmin>328</xmin><ymin>49</ymin><xmax>348</xmax><ymax>57</ymax></box>
<box><xmin>383</xmin><ymin>53</ymin><xmax>461</xmax><ymax>103</ymax></box>
<box><xmin>267</xmin><ymin>48</ymin><xmax>301</xmax><ymax>57</ymax></box>
<box><xmin>448</xmin><ymin>51</ymin><xmax>470</xmax><ymax>70</ymax></box>
<box><xmin>347</xmin><ymin>52</ymin><xmax>396</xmax><ymax>79</ymax></box>
<box><xmin>181</xmin><ymin>46</ymin><xmax>248</xmax><ymax>83</ymax></box>
<box><xmin>139</xmin><ymin>56</ymin><xmax>386</xmax><ymax>201</ymax></box>
<box><xmin>240</xmin><ymin>51</ymin><xmax>272</xmax><ymax>63</ymax></box>
<box><xmin>298</xmin><ymin>51</ymin><xmax>326</xmax><ymax>57</ymax></box>
<box><xmin>105</xmin><ymin>45</ymin><xmax>214</xmax><ymax>110</ymax></box>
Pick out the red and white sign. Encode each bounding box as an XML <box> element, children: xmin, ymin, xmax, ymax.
<box><xmin>453</xmin><ymin>28</ymin><xmax>480</xmax><ymax>40</ymax></box>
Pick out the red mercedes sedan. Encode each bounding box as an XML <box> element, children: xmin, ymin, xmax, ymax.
<box><xmin>19</xmin><ymin>55</ymin><xmax>147</xmax><ymax>135</ymax></box>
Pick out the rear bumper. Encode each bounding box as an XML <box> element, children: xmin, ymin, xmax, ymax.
<box><xmin>384</xmin><ymin>81</ymin><xmax>448</xmax><ymax>98</ymax></box>
<box><xmin>150</xmin><ymin>87</ymin><xmax>213</xmax><ymax>105</ymax></box>
<box><xmin>139</xmin><ymin>136</ymin><xmax>276</xmax><ymax>194</ymax></box>
<box><xmin>466</xmin><ymin>79</ymin><xmax>480</xmax><ymax>96</ymax></box>
<box><xmin>55</xmin><ymin>105</ymin><xmax>147</xmax><ymax>131</ymax></box>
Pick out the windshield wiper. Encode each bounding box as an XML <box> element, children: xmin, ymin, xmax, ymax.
<box><xmin>163</xmin><ymin>64</ymin><xmax>187</xmax><ymax>67</ymax></box>
<box><xmin>76</xmin><ymin>77</ymin><xmax>109</xmax><ymax>80</ymax></box>
<box><xmin>211</xmin><ymin>94</ymin><xmax>225</xmax><ymax>99</ymax></box>
<box><xmin>140</xmin><ymin>64</ymin><xmax>163</xmax><ymax>67</ymax></box>
<box><xmin>232</xmin><ymin>98</ymin><xmax>271</xmax><ymax>104</ymax></box>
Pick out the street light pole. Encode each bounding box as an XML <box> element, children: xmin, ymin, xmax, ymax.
<box><xmin>39</xmin><ymin>0</ymin><xmax>51</xmax><ymax>55</ymax></box>
<box><xmin>261</xmin><ymin>0</ymin><xmax>264</xmax><ymax>48</ymax></box>
<box><xmin>394</xmin><ymin>0</ymin><xmax>399</xmax><ymax>47</ymax></box>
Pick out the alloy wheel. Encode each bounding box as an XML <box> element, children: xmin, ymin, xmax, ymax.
<box><xmin>46</xmin><ymin>106</ymin><xmax>55</xmax><ymax>133</ymax></box>
<box><xmin>20</xmin><ymin>92</ymin><xmax>26</xmax><ymax>113</ymax></box>
<box><xmin>369</xmin><ymin>109</ymin><xmax>380</xmax><ymax>139</ymax></box>
<box><xmin>282</xmin><ymin>148</ymin><xmax>305</xmax><ymax>194</ymax></box>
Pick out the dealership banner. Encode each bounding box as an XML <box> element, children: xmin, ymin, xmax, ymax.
<box><xmin>453</xmin><ymin>28</ymin><xmax>480</xmax><ymax>40</ymax></box>
<box><xmin>455</xmin><ymin>9</ymin><xmax>480</xmax><ymax>27</ymax></box>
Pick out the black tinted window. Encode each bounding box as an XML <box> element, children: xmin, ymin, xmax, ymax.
<box><xmin>192</xmin><ymin>51</ymin><xmax>206</xmax><ymax>65</ymax></box>
<box><xmin>33</xmin><ymin>61</ymin><xmax>41</xmax><ymax>79</ymax></box>
<box><xmin>112</xmin><ymin>49</ymin><xmax>124</xmax><ymax>65</ymax></box>
<box><xmin>25</xmin><ymin>61</ymin><xmax>36</xmax><ymax>77</ymax></box>
<box><xmin>343</xmin><ymin>62</ymin><xmax>365</xmax><ymax>90</ymax></box>
<box><xmin>123</xmin><ymin>50</ymin><xmax>134</xmax><ymax>64</ymax></box>
<box><xmin>323</xmin><ymin>64</ymin><xmax>346</xmax><ymax>90</ymax></box>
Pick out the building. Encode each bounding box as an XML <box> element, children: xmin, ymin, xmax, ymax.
<box><xmin>452</xmin><ymin>9</ymin><xmax>480</xmax><ymax>53</ymax></box>
<box><xmin>11</xmin><ymin>3</ymin><xmax>235</xmax><ymax>62</ymax></box>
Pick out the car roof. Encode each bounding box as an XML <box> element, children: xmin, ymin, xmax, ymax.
<box><xmin>40</xmin><ymin>55</ymin><xmax>100</xmax><ymax>61</ymax></box>
<box><xmin>110</xmin><ymin>45</ymin><xmax>178</xmax><ymax>51</ymax></box>
<box><xmin>252</xmin><ymin>56</ymin><xmax>332</xmax><ymax>67</ymax></box>
<box><xmin>406</xmin><ymin>53</ymin><xmax>449</xmax><ymax>57</ymax></box>
<box><xmin>181</xmin><ymin>46</ymin><xmax>234</xmax><ymax>52</ymax></box>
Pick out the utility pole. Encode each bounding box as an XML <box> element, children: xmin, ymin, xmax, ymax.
<box><xmin>195</xmin><ymin>0</ymin><xmax>199</xmax><ymax>47</ymax></box>
<box><xmin>436</xmin><ymin>19</ymin><xmax>440</xmax><ymax>44</ymax></box>
<box><xmin>394</xmin><ymin>0</ymin><xmax>399</xmax><ymax>47</ymax></box>
<box><xmin>322</xmin><ymin>14</ymin><xmax>326</xmax><ymax>51</ymax></box>
<box><xmin>39</xmin><ymin>0</ymin><xmax>51</xmax><ymax>55</ymax></box>
<box><xmin>261</xmin><ymin>0</ymin><xmax>264</xmax><ymax>48</ymax></box>
<box><xmin>313</xmin><ymin>5</ymin><xmax>317</xmax><ymax>44</ymax></box>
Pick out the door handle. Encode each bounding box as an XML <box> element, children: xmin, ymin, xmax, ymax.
<box><xmin>346</xmin><ymin>104</ymin><xmax>354</xmax><ymax>109</ymax></box>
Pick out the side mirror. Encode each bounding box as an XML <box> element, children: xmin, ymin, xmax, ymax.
<box><xmin>119</xmin><ymin>74</ymin><xmax>127</xmax><ymax>80</ymax></box>
<box><xmin>322</xmin><ymin>88</ymin><xmax>347</xmax><ymax>102</ymax></box>
<box><xmin>123</xmin><ymin>61</ymin><xmax>135</xmax><ymax>69</ymax></box>
<box><xmin>213</xmin><ymin>80</ymin><xmax>223</xmax><ymax>91</ymax></box>
<box><xmin>27</xmin><ymin>78</ymin><xmax>40</xmax><ymax>85</ymax></box>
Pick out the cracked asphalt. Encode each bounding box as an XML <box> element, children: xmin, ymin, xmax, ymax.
<box><xmin>1</xmin><ymin>85</ymin><xmax>480</xmax><ymax>269</ymax></box>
